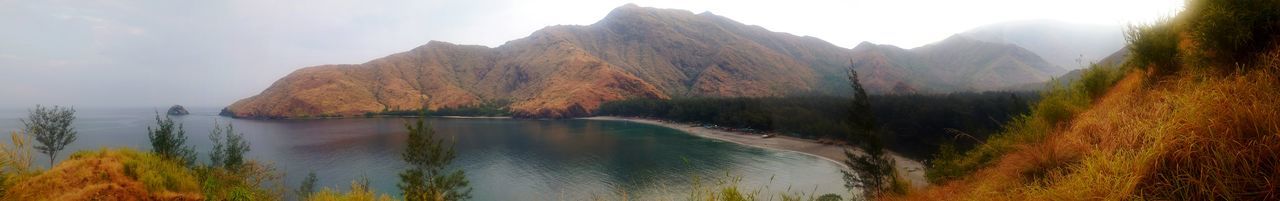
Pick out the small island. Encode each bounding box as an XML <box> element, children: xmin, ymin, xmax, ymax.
<box><xmin>167</xmin><ymin>105</ymin><xmax>189</xmax><ymax>115</ymax></box>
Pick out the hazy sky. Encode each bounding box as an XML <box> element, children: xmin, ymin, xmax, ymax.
<box><xmin>0</xmin><ymin>0</ymin><xmax>1183</xmax><ymax>109</ymax></box>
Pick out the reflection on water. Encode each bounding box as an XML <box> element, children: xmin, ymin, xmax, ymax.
<box><xmin>0</xmin><ymin>107</ymin><xmax>847</xmax><ymax>200</ymax></box>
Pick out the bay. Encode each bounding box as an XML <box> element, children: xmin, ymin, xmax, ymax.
<box><xmin>0</xmin><ymin>107</ymin><xmax>847</xmax><ymax>200</ymax></box>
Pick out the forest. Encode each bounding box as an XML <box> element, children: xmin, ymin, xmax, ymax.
<box><xmin>594</xmin><ymin>91</ymin><xmax>1040</xmax><ymax>159</ymax></box>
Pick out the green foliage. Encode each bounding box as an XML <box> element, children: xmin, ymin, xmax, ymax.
<box><xmin>926</xmin><ymin>64</ymin><xmax>1126</xmax><ymax>183</ymax></box>
<box><xmin>815</xmin><ymin>194</ymin><xmax>841</xmax><ymax>201</ymax></box>
<box><xmin>870</xmin><ymin>91</ymin><xmax>1038</xmax><ymax>158</ymax></box>
<box><xmin>1126</xmin><ymin>18</ymin><xmax>1181</xmax><ymax>76</ymax></box>
<box><xmin>924</xmin><ymin>143</ymin><xmax>962</xmax><ymax>182</ymax></box>
<box><xmin>298</xmin><ymin>171</ymin><xmax>319</xmax><ymax>200</ymax></box>
<box><xmin>379</xmin><ymin>99</ymin><xmax>513</xmax><ymax>117</ymax></box>
<box><xmin>846</xmin><ymin>70</ymin><xmax>876</xmax><ymax>137</ymax></box>
<box><xmin>20</xmin><ymin>105</ymin><xmax>77</xmax><ymax>167</ymax></box>
<box><xmin>198</xmin><ymin>121</ymin><xmax>281</xmax><ymax>200</ymax></box>
<box><xmin>398</xmin><ymin>115</ymin><xmax>471</xmax><ymax>201</ymax></box>
<box><xmin>209</xmin><ymin>121</ymin><xmax>251</xmax><ymax>170</ymax></box>
<box><xmin>597</xmin><ymin>96</ymin><xmax>852</xmax><ymax>139</ymax></box>
<box><xmin>195</xmin><ymin>161</ymin><xmax>284</xmax><ymax>201</ymax></box>
<box><xmin>1184</xmin><ymin>0</ymin><xmax>1280</xmax><ymax>68</ymax></box>
<box><xmin>840</xmin><ymin>69</ymin><xmax>902</xmax><ymax>199</ymax></box>
<box><xmin>598</xmin><ymin>91</ymin><xmax>1038</xmax><ymax>159</ymax></box>
<box><xmin>147</xmin><ymin>113</ymin><xmax>196</xmax><ymax>166</ymax></box>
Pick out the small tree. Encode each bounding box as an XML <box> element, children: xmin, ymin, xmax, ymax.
<box><xmin>147</xmin><ymin>113</ymin><xmax>196</xmax><ymax>165</ymax></box>
<box><xmin>20</xmin><ymin>105</ymin><xmax>77</xmax><ymax>167</ymax></box>
<box><xmin>398</xmin><ymin>115</ymin><xmax>471</xmax><ymax>201</ymax></box>
<box><xmin>209</xmin><ymin>121</ymin><xmax>250</xmax><ymax>170</ymax></box>
<box><xmin>297</xmin><ymin>171</ymin><xmax>318</xmax><ymax>199</ymax></box>
<box><xmin>840</xmin><ymin>68</ymin><xmax>901</xmax><ymax>199</ymax></box>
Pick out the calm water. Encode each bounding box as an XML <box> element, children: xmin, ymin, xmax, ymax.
<box><xmin>0</xmin><ymin>107</ymin><xmax>848</xmax><ymax>200</ymax></box>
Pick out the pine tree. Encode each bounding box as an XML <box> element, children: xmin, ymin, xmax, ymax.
<box><xmin>398</xmin><ymin>114</ymin><xmax>471</xmax><ymax>201</ymax></box>
<box><xmin>208</xmin><ymin>121</ymin><xmax>250</xmax><ymax>170</ymax></box>
<box><xmin>147</xmin><ymin>113</ymin><xmax>196</xmax><ymax>165</ymax></box>
<box><xmin>840</xmin><ymin>66</ymin><xmax>900</xmax><ymax>199</ymax></box>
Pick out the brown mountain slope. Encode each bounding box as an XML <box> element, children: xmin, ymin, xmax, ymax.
<box><xmin>225</xmin><ymin>4</ymin><xmax>1064</xmax><ymax>118</ymax></box>
<box><xmin>852</xmin><ymin>35</ymin><xmax>1067</xmax><ymax>93</ymax></box>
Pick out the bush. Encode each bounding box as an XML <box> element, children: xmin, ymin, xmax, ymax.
<box><xmin>209</xmin><ymin>121</ymin><xmax>251</xmax><ymax>170</ymax></box>
<box><xmin>306</xmin><ymin>179</ymin><xmax>394</xmax><ymax>201</ymax></box>
<box><xmin>1184</xmin><ymin>0</ymin><xmax>1280</xmax><ymax>68</ymax></box>
<box><xmin>1126</xmin><ymin>18</ymin><xmax>1182</xmax><ymax>77</ymax></box>
<box><xmin>147</xmin><ymin>113</ymin><xmax>196</xmax><ymax>166</ymax></box>
<box><xmin>195</xmin><ymin>161</ymin><xmax>283</xmax><ymax>201</ymax></box>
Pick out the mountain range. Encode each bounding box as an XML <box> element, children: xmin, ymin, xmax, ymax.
<box><xmin>961</xmin><ymin>20</ymin><xmax>1125</xmax><ymax>70</ymax></box>
<box><xmin>223</xmin><ymin>4</ymin><xmax>1095</xmax><ymax>118</ymax></box>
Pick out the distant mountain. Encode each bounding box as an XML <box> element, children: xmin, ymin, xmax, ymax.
<box><xmin>225</xmin><ymin>4</ymin><xmax>1067</xmax><ymax>118</ymax></box>
<box><xmin>962</xmin><ymin>20</ymin><xmax>1125</xmax><ymax>70</ymax></box>
<box><xmin>1002</xmin><ymin>48</ymin><xmax>1129</xmax><ymax>91</ymax></box>
<box><xmin>852</xmin><ymin>35</ymin><xmax>1068</xmax><ymax>93</ymax></box>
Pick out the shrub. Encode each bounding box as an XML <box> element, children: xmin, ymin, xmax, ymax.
<box><xmin>209</xmin><ymin>121</ymin><xmax>251</xmax><ymax>170</ymax></box>
<box><xmin>196</xmin><ymin>161</ymin><xmax>284</xmax><ymax>201</ymax></box>
<box><xmin>307</xmin><ymin>179</ymin><xmax>395</xmax><ymax>201</ymax></box>
<box><xmin>147</xmin><ymin>113</ymin><xmax>196</xmax><ymax>166</ymax></box>
<box><xmin>1184</xmin><ymin>0</ymin><xmax>1280</xmax><ymax>68</ymax></box>
<box><xmin>1126</xmin><ymin>18</ymin><xmax>1182</xmax><ymax>77</ymax></box>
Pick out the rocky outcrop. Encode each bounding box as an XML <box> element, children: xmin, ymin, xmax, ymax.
<box><xmin>167</xmin><ymin>105</ymin><xmax>189</xmax><ymax>116</ymax></box>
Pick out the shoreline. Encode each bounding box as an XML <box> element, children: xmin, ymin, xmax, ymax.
<box><xmin>581</xmin><ymin>116</ymin><xmax>928</xmax><ymax>188</ymax></box>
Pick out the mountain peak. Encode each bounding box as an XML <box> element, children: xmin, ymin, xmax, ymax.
<box><xmin>854</xmin><ymin>41</ymin><xmax>880</xmax><ymax>50</ymax></box>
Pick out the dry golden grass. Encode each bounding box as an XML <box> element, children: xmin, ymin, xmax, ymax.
<box><xmin>2</xmin><ymin>148</ymin><xmax>202</xmax><ymax>201</ymax></box>
<box><xmin>306</xmin><ymin>180</ymin><xmax>397</xmax><ymax>201</ymax></box>
<box><xmin>890</xmin><ymin>59</ymin><xmax>1280</xmax><ymax>200</ymax></box>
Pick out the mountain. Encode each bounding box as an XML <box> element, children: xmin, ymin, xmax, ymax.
<box><xmin>962</xmin><ymin>20</ymin><xmax>1125</xmax><ymax>70</ymax></box>
<box><xmin>851</xmin><ymin>35</ymin><xmax>1068</xmax><ymax>93</ymax></box>
<box><xmin>224</xmin><ymin>4</ymin><xmax>1065</xmax><ymax>118</ymax></box>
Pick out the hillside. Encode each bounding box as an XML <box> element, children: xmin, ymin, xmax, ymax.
<box><xmin>852</xmin><ymin>35</ymin><xmax>1067</xmax><ymax>93</ymax></box>
<box><xmin>3</xmin><ymin>149</ymin><xmax>203</xmax><ymax>201</ymax></box>
<box><xmin>894</xmin><ymin>0</ymin><xmax>1280</xmax><ymax>199</ymax></box>
<box><xmin>962</xmin><ymin>20</ymin><xmax>1125</xmax><ymax>70</ymax></box>
<box><xmin>224</xmin><ymin>4</ymin><xmax>1066</xmax><ymax>118</ymax></box>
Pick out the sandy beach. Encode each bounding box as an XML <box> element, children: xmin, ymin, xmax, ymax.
<box><xmin>582</xmin><ymin>116</ymin><xmax>929</xmax><ymax>187</ymax></box>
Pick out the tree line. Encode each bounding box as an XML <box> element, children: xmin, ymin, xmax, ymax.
<box><xmin>594</xmin><ymin>91</ymin><xmax>1038</xmax><ymax>159</ymax></box>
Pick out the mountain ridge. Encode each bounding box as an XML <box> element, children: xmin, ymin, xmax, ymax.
<box><xmin>224</xmin><ymin>4</ymin><xmax>1068</xmax><ymax>118</ymax></box>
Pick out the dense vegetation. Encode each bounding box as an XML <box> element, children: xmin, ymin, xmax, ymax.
<box><xmin>373</xmin><ymin>100</ymin><xmax>512</xmax><ymax>117</ymax></box>
<box><xmin>595</xmin><ymin>91</ymin><xmax>1038</xmax><ymax>159</ymax></box>
<box><xmin>871</xmin><ymin>91</ymin><xmax>1038</xmax><ymax>158</ymax></box>
<box><xmin>596</xmin><ymin>96</ymin><xmax>854</xmax><ymax>139</ymax></box>
<box><xmin>840</xmin><ymin>70</ymin><xmax>908</xmax><ymax>200</ymax></box>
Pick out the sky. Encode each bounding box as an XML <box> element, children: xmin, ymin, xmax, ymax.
<box><xmin>0</xmin><ymin>0</ymin><xmax>1184</xmax><ymax>109</ymax></box>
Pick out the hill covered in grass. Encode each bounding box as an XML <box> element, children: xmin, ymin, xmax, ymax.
<box><xmin>892</xmin><ymin>0</ymin><xmax>1280</xmax><ymax>200</ymax></box>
